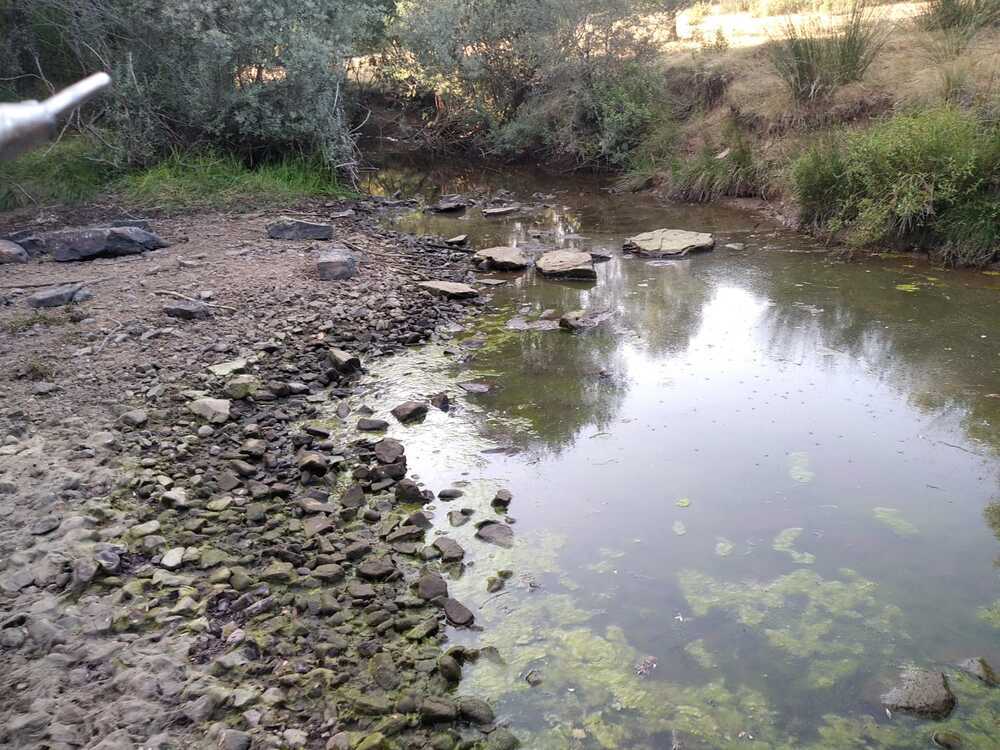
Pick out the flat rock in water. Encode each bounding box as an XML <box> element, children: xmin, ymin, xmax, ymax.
<box><xmin>459</xmin><ymin>381</ymin><xmax>491</xmax><ymax>394</ymax></box>
<box><xmin>443</xmin><ymin>597</ymin><xmax>475</xmax><ymax>626</ymax></box>
<box><xmin>536</xmin><ymin>250</ymin><xmax>596</xmax><ymax>280</ymax></box>
<box><xmin>19</xmin><ymin>226</ymin><xmax>167</xmax><ymax>261</ymax></box>
<box><xmin>391</xmin><ymin>401</ymin><xmax>428</xmax><ymax>423</ymax></box>
<box><xmin>475</xmin><ymin>521</ymin><xmax>514</xmax><ymax>548</ymax></box>
<box><xmin>417</xmin><ymin>570</ymin><xmax>448</xmax><ymax>600</ymax></box>
<box><xmin>881</xmin><ymin>669</ymin><xmax>956</xmax><ymax>719</ymax></box>
<box><xmin>374</xmin><ymin>438</ymin><xmax>405</xmax><ymax>464</ymax></box>
<box><xmin>0</xmin><ymin>240</ymin><xmax>28</xmax><ymax>264</ymax></box>
<box><xmin>358</xmin><ymin>418</ymin><xmax>389</xmax><ymax>432</ymax></box>
<box><xmin>418</xmin><ymin>281</ymin><xmax>479</xmax><ymax>299</ymax></box>
<box><xmin>317</xmin><ymin>246</ymin><xmax>358</xmax><ymax>280</ymax></box>
<box><xmin>445</xmin><ymin>235</ymin><xmax>469</xmax><ymax>246</ymax></box>
<box><xmin>483</xmin><ymin>205</ymin><xmax>520</xmax><ymax>217</ymax></box>
<box><xmin>956</xmin><ymin>657</ymin><xmax>997</xmax><ymax>686</ymax></box>
<box><xmin>266</xmin><ymin>217</ymin><xmax>333</xmax><ymax>240</ymax></box>
<box><xmin>623</xmin><ymin>228</ymin><xmax>715</xmax><ymax>258</ymax></box>
<box><xmin>473</xmin><ymin>246</ymin><xmax>529</xmax><ymax>271</ymax></box>
<box><xmin>426</xmin><ymin>199</ymin><xmax>467</xmax><ymax>214</ymax></box>
<box><xmin>27</xmin><ymin>284</ymin><xmax>88</xmax><ymax>308</ymax></box>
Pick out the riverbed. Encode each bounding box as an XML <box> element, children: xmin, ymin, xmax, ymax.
<box><xmin>359</xmin><ymin>160</ymin><xmax>1000</xmax><ymax>749</ymax></box>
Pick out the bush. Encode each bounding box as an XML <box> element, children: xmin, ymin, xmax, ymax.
<box><xmin>791</xmin><ymin>107</ymin><xmax>1000</xmax><ymax>265</ymax></box>
<box><xmin>0</xmin><ymin>137</ymin><xmax>119</xmax><ymax>210</ymax></box>
<box><xmin>768</xmin><ymin>0</ymin><xmax>887</xmax><ymax>102</ymax></box>
<box><xmin>669</xmin><ymin>121</ymin><xmax>772</xmax><ymax>201</ymax></box>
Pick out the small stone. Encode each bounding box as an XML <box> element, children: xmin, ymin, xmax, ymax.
<box><xmin>458</xmin><ymin>697</ymin><xmax>495</xmax><ymax>725</ymax></box>
<box><xmin>433</xmin><ymin>537</ymin><xmax>465</xmax><ymax>562</ymax></box>
<box><xmin>475</xmin><ymin>521</ymin><xmax>514</xmax><ymax>548</ymax></box>
<box><xmin>120</xmin><ymin>409</ymin><xmax>148</xmax><ymax>427</ymax></box>
<box><xmin>932</xmin><ymin>731</ymin><xmax>963</xmax><ymax>749</ymax></box>
<box><xmin>417</xmin><ymin>571</ymin><xmax>448</xmax><ymax>600</ymax></box>
<box><xmin>261</xmin><ymin>560</ymin><xmax>296</xmax><ymax>583</ymax></box>
<box><xmin>473</xmin><ymin>246</ymin><xmax>529</xmax><ymax>271</ymax></box>
<box><xmin>419</xmin><ymin>697</ymin><xmax>458</xmax><ymax>722</ymax></box>
<box><xmin>208</xmin><ymin>358</ymin><xmax>248</xmax><ymax>376</ymax></box>
<box><xmin>358</xmin><ymin>418</ymin><xmax>389</xmax><ymax>432</ymax></box>
<box><xmin>417</xmin><ymin>281</ymin><xmax>479</xmax><ymax>300</ymax></box>
<box><xmin>219</xmin><ymin>729</ymin><xmax>252</xmax><ymax>750</ymax></box>
<box><xmin>369</xmin><ymin>653</ymin><xmax>400</xmax><ymax>690</ymax></box>
<box><xmin>391</xmin><ymin>401</ymin><xmax>428</xmax><ymax>424</ymax></box>
<box><xmin>624</xmin><ymin>228</ymin><xmax>715</xmax><ymax>258</ymax></box>
<box><xmin>395</xmin><ymin>479</ymin><xmax>425</xmax><ymax>503</ymax></box>
<box><xmin>27</xmin><ymin>284</ymin><xmax>86</xmax><ymax>308</ymax></box>
<box><xmin>358</xmin><ymin>558</ymin><xmax>395</xmax><ymax>581</ymax></box>
<box><xmin>374</xmin><ymin>438</ymin><xmax>405</xmax><ymax>464</ymax></box>
<box><xmin>328</xmin><ymin>348</ymin><xmax>361</xmax><ymax>373</ymax></box>
<box><xmin>29</xmin><ymin>516</ymin><xmax>61</xmax><ymax>535</ymax></box>
<box><xmin>317</xmin><ymin>246</ymin><xmax>358</xmax><ymax>280</ymax></box>
<box><xmin>161</xmin><ymin>547</ymin><xmax>184</xmax><ymax>570</ymax></box>
<box><xmin>283</xmin><ymin>729</ymin><xmax>308</xmax><ymax>748</ymax></box>
<box><xmin>492</xmin><ymin>489</ymin><xmax>513</xmax><ymax>508</ymax></box>
<box><xmin>129</xmin><ymin>520</ymin><xmax>161</xmax><ymax>538</ymax></box>
<box><xmin>535</xmin><ymin>250</ymin><xmax>595</xmax><ymax>279</ymax></box>
<box><xmin>188</xmin><ymin>398</ymin><xmax>231</xmax><ymax>424</ymax></box>
<box><xmin>438</xmin><ymin>654</ymin><xmax>462</xmax><ymax>683</ymax></box>
<box><xmin>224</xmin><ymin>375</ymin><xmax>259</xmax><ymax>400</ymax></box>
<box><xmin>487</xmin><ymin>728</ymin><xmax>520</xmax><ymax>750</ymax></box>
<box><xmin>313</xmin><ymin>563</ymin><xmax>345</xmax><ymax>582</ymax></box>
<box><xmin>297</xmin><ymin>452</ymin><xmax>329</xmax><ymax>476</ymax></box>
<box><xmin>164</xmin><ymin>301</ymin><xmax>211</xmax><ymax>320</ymax></box>
<box><xmin>430</xmin><ymin>393</ymin><xmax>450</xmax><ymax>411</ymax></box>
<box><xmin>443</xmin><ymin>598</ymin><xmax>474</xmax><ymax>627</ymax></box>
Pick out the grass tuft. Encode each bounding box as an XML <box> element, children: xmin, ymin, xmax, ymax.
<box><xmin>0</xmin><ymin>138</ymin><xmax>117</xmax><ymax>210</ymax></box>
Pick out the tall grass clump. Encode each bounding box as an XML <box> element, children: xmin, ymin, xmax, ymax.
<box><xmin>792</xmin><ymin>107</ymin><xmax>1000</xmax><ymax>266</ymax></box>
<box><xmin>0</xmin><ymin>137</ymin><xmax>120</xmax><ymax>210</ymax></box>
<box><xmin>919</xmin><ymin>0</ymin><xmax>1000</xmax><ymax>32</ymax></box>
<box><xmin>668</xmin><ymin>123</ymin><xmax>773</xmax><ymax>201</ymax></box>
<box><xmin>769</xmin><ymin>0</ymin><xmax>888</xmax><ymax>102</ymax></box>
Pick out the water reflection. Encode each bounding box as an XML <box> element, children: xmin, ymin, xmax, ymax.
<box><xmin>365</xmin><ymin>156</ymin><xmax>1000</xmax><ymax>749</ymax></box>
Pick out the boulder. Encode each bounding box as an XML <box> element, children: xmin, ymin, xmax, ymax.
<box><xmin>163</xmin><ymin>300</ymin><xmax>211</xmax><ymax>320</ymax></box>
<box><xmin>187</xmin><ymin>398</ymin><xmax>231</xmax><ymax>424</ymax></box>
<box><xmin>623</xmin><ymin>228</ymin><xmax>715</xmax><ymax>258</ymax></box>
<box><xmin>0</xmin><ymin>240</ymin><xmax>28</xmax><ymax>264</ymax></box>
<box><xmin>18</xmin><ymin>226</ymin><xmax>167</xmax><ymax>262</ymax></box>
<box><xmin>881</xmin><ymin>669</ymin><xmax>955</xmax><ymax>719</ymax></box>
<box><xmin>536</xmin><ymin>251</ymin><xmax>596</xmax><ymax>280</ymax></box>
<box><xmin>26</xmin><ymin>284</ymin><xmax>89</xmax><ymax>308</ymax></box>
<box><xmin>473</xmin><ymin>246</ymin><xmax>529</xmax><ymax>271</ymax></box>
<box><xmin>391</xmin><ymin>401</ymin><xmax>428</xmax><ymax>423</ymax></box>
<box><xmin>418</xmin><ymin>281</ymin><xmax>479</xmax><ymax>300</ymax></box>
<box><xmin>266</xmin><ymin>217</ymin><xmax>333</xmax><ymax>240</ymax></box>
<box><xmin>317</xmin><ymin>246</ymin><xmax>358</xmax><ymax>281</ymax></box>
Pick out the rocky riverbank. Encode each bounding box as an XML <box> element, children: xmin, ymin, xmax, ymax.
<box><xmin>0</xmin><ymin>201</ymin><xmax>518</xmax><ymax>750</ymax></box>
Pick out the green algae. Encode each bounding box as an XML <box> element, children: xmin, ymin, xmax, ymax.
<box><xmin>872</xmin><ymin>507</ymin><xmax>919</xmax><ymax>536</ymax></box>
<box><xmin>773</xmin><ymin>527</ymin><xmax>816</xmax><ymax>565</ymax></box>
<box><xmin>977</xmin><ymin>600</ymin><xmax>1000</xmax><ymax>628</ymax></box>
<box><xmin>788</xmin><ymin>452</ymin><xmax>815</xmax><ymax>483</ymax></box>
<box><xmin>676</xmin><ymin>498</ymin><xmax>691</xmax><ymax>508</ymax></box>
<box><xmin>684</xmin><ymin>639</ymin><xmax>717</xmax><ymax>670</ymax></box>
<box><xmin>714</xmin><ymin>537</ymin><xmax>734</xmax><ymax>557</ymax></box>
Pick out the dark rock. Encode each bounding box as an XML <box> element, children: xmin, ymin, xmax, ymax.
<box><xmin>475</xmin><ymin>521</ymin><xmax>514</xmax><ymax>548</ymax></box>
<box><xmin>391</xmin><ymin>401</ymin><xmax>428</xmax><ymax>424</ymax></box>
<box><xmin>266</xmin><ymin>217</ymin><xmax>333</xmax><ymax>240</ymax></box>
<box><xmin>369</xmin><ymin>653</ymin><xmax>400</xmax><ymax>690</ymax></box>
<box><xmin>447</xmin><ymin>511</ymin><xmax>469</xmax><ymax>527</ymax></box>
<box><xmin>427</xmin><ymin>199</ymin><xmax>468</xmax><ymax>214</ymax></box>
<box><xmin>395</xmin><ymin>479</ymin><xmax>424</xmax><ymax>503</ymax></box>
<box><xmin>358</xmin><ymin>418</ymin><xmax>389</xmax><ymax>432</ymax></box>
<box><xmin>492</xmin><ymin>489</ymin><xmax>512</xmax><ymax>508</ymax></box>
<box><xmin>27</xmin><ymin>284</ymin><xmax>89</xmax><ymax>308</ymax></box>
<box><xmin>433</xmin><ymin>537</ymin><xmax>465</xmax><ymax>562</ymax></box>
<box><xmin>418</xmin><ymin>281</ymin><xmax>479</xmax><ymax>300</ymax></box>
<box><xmin>357</xmin><ymin>558</ymin><xmax>395</xmax><ymax>580</ymax></box>
<box><xmin>297</xmin><ymin>451</ymin><xmax>329</xmax><ymax>476</ymax></box>
<box><xmin>956</xmin><ymin>657</ymin><xmax>997</xmax><ymax>686</ymax></box>
<box><xmin>417</xmin><ymin>571</ymin><xmax>448</xmax><ymax>600</ymax></box>
<box><xmin>458</xmin><ymin>697</ymin><xmax>495</xmax><ymax>725</ymax></box>
<box><xmin>317</xmin><ymin>246</ymin><xmax>358</xmax><ymax>280</ymax></box>
<box><xmin>881</xmin><ymin>669</ymin><xmax>955</xmax><ymax>719</ymax></box>
<box><xmin>374</xmin><ymin>438</ymin><xmax>405</xmax><ymax>464</ymax></box>
<box><xmin>20</xmin><ymin>226</ymin><xmax>168</xmax><ymax>262</ymax></box>
<box><xmin>0</xmin><ymin>240</ymin><xmax>28</xmax><ymax>264</ymax></box>
<box><xmin>443</xmin><ymin>598</ymin><xmax>474</xmax><ymax>627</ymax></box>
<box><xmin>487</xmin><ymin>728</ymin><xmax>520</xmax><ymax>750</ymax></box>
<box><xmin>164</xmin><ymin>300</ymin><xmax>211</xmax><ymax>320</ymax></box>
<box><xmin>438</xmin><ymin>654</ymin><xmax>462</xmax><ymax>683</ymax></box>
<box><xmin>419</xmin><ymin>697</ymin><xmax>458</xmax><ymax>723</ymax></box>
<box><xmin>430</xmin><ymin>393</ymin><xmax>450</xmax><ymax>412</ymax></box>
<box><xmin>932</xmin><ymin>731</ymin><xmax>963</xmax><ymax>749</ymax></box>
<box><xmin>329</xmin><ymin>348</ymin><xmax>361</xmax><ymax>373</ymax></box>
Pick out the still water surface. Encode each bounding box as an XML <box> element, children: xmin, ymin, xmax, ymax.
<box><xmin>360</xmin><ymin>161</ymin><xmax>1000</xmax><ymax>748</ymax></box>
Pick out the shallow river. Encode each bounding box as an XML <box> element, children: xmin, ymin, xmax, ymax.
<box><xmin>358</xmin><ymin>160</ymin><xmax>1000</xmax><ymax>749</ymax></box>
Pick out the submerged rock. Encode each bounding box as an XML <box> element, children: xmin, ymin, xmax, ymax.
<box><xmin>391</xmin><ymin>401</ymin><xmax>428</xmax><ymax>423</ymax></box>
<box><xmin>475</xmin><ymin>520</ymin><xmax>514</xmax><ymax>548</ymax></box>
<box><xmin>426</xmin><ymin>198</ymin><xmax>468</xmax><ymax>214</ymax></box>
<box><xmin>473</xmin><ymin>246</ymin><xmax>529</xmax><ymax>271</ymax></box>
<box><xmin>956</xmin><ymin>657</ymin><xmax>997</xmax><ymax>686</ymax></box>
<box><xmin>266</xmin><ymin>217</ymin><xmax>333</xmax><ymax>240</ymax></box>
<box><xmin>881</xmin><ymin>669</ymin><xmax>955</xmax><ymax>719</ymax></box>
<box><xmin>418</xmin><ymin>281</ymin><xmax>479</xmax><ymax>300</ymax></box>
<box><xmin>536</xmin><ymin>250</ymin><xmax>596</xmax><ymax>280</ymax></box>
<box><xmin>623</xmin><ymin>228</ymin><xmax>715</xmax><ymax>258</ymax></box>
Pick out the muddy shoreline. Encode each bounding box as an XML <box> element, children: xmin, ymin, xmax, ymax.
<box><xmin>0</xmin><ymin>200</ymin><xmax>517</xmax><ymax>749</ymax></box>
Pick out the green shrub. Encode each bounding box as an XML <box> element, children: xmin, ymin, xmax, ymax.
<box><xmin>0</xmin><ymin>137</ymin><xmax>119</xmax><ymax>210</ymax></box>
<box><xmin>791</xmin><ymin>107</ymin><xmax>1000</xmax><ymax>265</ymax></box>
<box><xmin>768</xmin><ymin>0</ymin><xmax>888</xmax><ymax>102</ymax></box>
<box><xmin>669</xmin><ymin>124</ymin><xmax>772</xmax><ymax>201</ymax></box>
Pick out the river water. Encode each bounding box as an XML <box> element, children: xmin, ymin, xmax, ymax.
<box><xmin>358</xmin><ymin>160</ymin><xmax>1000</xmax><ymax>749</ymax></box>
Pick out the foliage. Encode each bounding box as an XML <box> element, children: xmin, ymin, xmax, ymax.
<box><xmin>3</xmin><ymin>0</ymin><xmax>396</xmax><ymax>173</ymax></box>
<box><xmin>668</xmin><ymin>120</ymin><xmax>772</xmax><ymax>201</ymax></box>
<box><xmin>918</xmin><ymin>0</ymin><xmax>1000</xmax><ymax>33</ymax></box>
<box><xmin>0</xmin><ymin>136</ymin><xmax>118</xmax><ymax>210</ymax></box>
<box><xmin>768</xmin><ymin>0</ymin><xmax>888</xmax><ymax>102</ymax></box>
<box><xmin>792</xmin><ymin>107</ymin><xmax>1000</xmax><ymax>266</ymax></box>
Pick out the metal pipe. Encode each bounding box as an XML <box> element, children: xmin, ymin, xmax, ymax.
<box><xmin>0</xmin><ymin>72</ymin><xmax>112</xmax><ymax>161</ymax></box>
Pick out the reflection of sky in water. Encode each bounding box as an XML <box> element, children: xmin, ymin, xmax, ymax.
<box><xmin>359</xmin><ymin>159</ymin><xmax>1000</xmax><ymax>747</ymax></box>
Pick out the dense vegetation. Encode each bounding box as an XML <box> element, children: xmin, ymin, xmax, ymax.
<box><xmin>1</xmin><ymin>0</ymin><xmax>998</xmax><ymax>264</ymax></box>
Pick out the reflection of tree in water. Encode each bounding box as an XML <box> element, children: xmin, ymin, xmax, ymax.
<box><xmin>757</xmin><ymin>255</ymin><xmax>1000</xmax><ymax>453</ymax></box>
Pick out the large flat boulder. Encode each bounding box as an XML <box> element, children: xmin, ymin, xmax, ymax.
<box><xmin>266</xmin><ymin>217</ymin><xmax>333</xmax><ymax>240</ymax></box>
<box><xmin>623</xmin><ymin>229</ymin><xmax>715</xmax><ymax>258</ymax></box>
<box><xmin>418</xmin><ymin>281</ymin><xmax>479</xmax><ymax>300</ymax></box>
<box><xmin>18</xmin><ymin>226</ymin><xmax>168</xmax><ymax>262</ymax></box>
<box><xmin>536</xmin><ymin>250</ymin><xmax>596</xmax><ymax>280</ymax></box>
<box><xmin>473</xmin><ymin>246</ymin><xmax>529</xmax><ymax>271</ymax></box>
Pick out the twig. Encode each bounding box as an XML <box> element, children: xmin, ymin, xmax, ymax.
<box><xmin>151</xmin><ymin>290</ymin><xmax>237</xmax><ymax>312</ymax></box>
<box><xmin>95</xmin><ymin>319</ymin><xmax>124</xmax><ymax>354</ymax></box>
<box><xmin>0</xmin><ymin>276</ymin><xmax>113</xmax><ymax>290</ymax></box>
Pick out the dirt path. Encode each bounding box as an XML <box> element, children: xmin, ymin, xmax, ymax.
<box><xmin>0</xmin><ymin>202</ymin><xmax>514</xmax><ymax>750</ymax></box>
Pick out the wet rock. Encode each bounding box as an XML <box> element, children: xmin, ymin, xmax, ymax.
<box><xmin>475</xmin><ymin>521</ymin><xmax>514</xmax><ymax>548</ymax></box>
<box><xmin>932</xmin><ymin>731</ymin><xmax>963</xmax><ymax>749</ymax></box>
<box><xmin>438</xmin><ymin>654</ymin><xmax>462</xmax><ymax>683</ymax></box>
<box><xmin>358</xmin><ymin>418</ymin><xmax>389</xmax><ymax>432</ymax></box>
<box><xmin>473</xmin><ymin>246</ymin><xmax>529</xmax><ymax>271</ymax></box>
<box><xmin>395</xmin><ymin>479</ymin><xmax>425</xmax><ymax>503</ymax></box>
<box><xmin>483</xmin><ymin>205</ymin><xmax>520</xmax><ymax>217</ymax></box>
<box><xmin>487</xmin><ymin>728</ymin><xmax>520</xmax><ymax>750</ymax></box>
<box><xmin>266</xmin><ymin>217</ymin><xmax>333</xmax><ymax>240</ymax></box>
<box><xmin>317</xmin><ymin>246</ymin><xmax>358</xmax><ymax>280</ymax></box>
<box><xmin>427</xmin><ymin>197</ymin><xmax>468</xmax><ymax>214</ymax></box>
<box><xmin>328</xmin><ymin>348</ymin><xmax>361</xmax><ymax>373</ymax></box>
<box><xmin>374</xmin><ymin>438</ymin><xmax>405</xmax><ymax>464</ymax></box>
<box><xmin>358</xmin><ymin>558</ymin><xmax>395</xmax><ymax>580</ymax></box>
<box><xmin>164</xmin><ymin>300</ymin><xmax>211</xmax><ymax>320</ymax></box>
<box><xmin>0</xmin><ymin>240</ymin><xmax>28</xmax><ymax>264</ymax></box>
<box><xmin>445</xmin><ymin>235</ymin><xmax>468</xmax><ymax>246</ymax></box>
<box><xmin>20</xmin><ymin>226</ymin><xmax>168</xmax><ymax>261</ymax></box>
<box><xmin>458</xmin><ymin>697</ymin><xmax>494</xmax><ymax>725</ymax></box>
<box><xmin>27</xmin><ymin>283</ymin><xmax>90</xmax><ymax>308</ymax></box>
<box><xmin>417</xmin><ymin>571</ymin><xmax>448</xmax><ymax>600</ymax></box>
<box><xmin>369</xmin><ymin>652</ymin><xmax>400</xmax><ymax>690</ymax></box>
<box><xmin>433</xmin><ymin>537</ymin><xmax>465</xmax><ymax>562</ymax></box>
<box><xmin>391</xmin><ymin>401</ymin><xmax>428</xmax><ymax>423</ymax></box>
<box><xmin>536</xmin><ymin>250</ymin><xmax>596</xmax><ymax>279</ymax></box>
<box><xmin>956</xmin><ymin>657</ymin><xmax>997</xmax><ymax>686</ymax></box>
<box><xmin>297</xmin><ymin>451</ymin><xmax>329</xmax><ymax>476</ymax></box>
<box><xmin>448</xmin><ymin>510</ymin><xmax>470</xmax><ymax>527</ymax></box>
<box><xmin>438</xmin><ymin>488</ymin><xmax>463</xmax><ymax>500</ymax></box>
<box><xmin>492</xmin><ymin>489</ymin><xmax>512</xmax><ymax>509</ymax></box>
<box><xmin>623</xmin><ymin>228</ymin><xmax>715</xmax><ymax>258</ymax></box>
<box><xmin>188</xmin><ymin>398</ymin><xmax>231</xmax><ymax>424</ymax></box>
<box><xmin>430</xmin><ymin>393</ymin><xmax>450</xmax><ymax>412</ymax></box>
<box><xmin>459</xmin><ymin>381</ymin><xmax>491</xmax><ymax>394</ymax></box>
<box><xmin>881</xmin><ymin>669</ymin><xmax>955</xmax><ymax>719</ymax></box>
<box><xmin>443</xmin><ymin>598</ymin><xmax>474</xmax><ymax>627</ymax></box>
<box><xmin>418</xmin><ymin>281</ymin><xmax>479</xmax><ymax>300</ymax></box>
<box><xmin>419</xmin><ymin>697</ymin><xmax>458</xmax><ymax>722</ymax></box>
